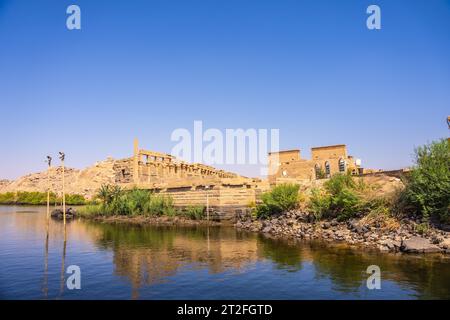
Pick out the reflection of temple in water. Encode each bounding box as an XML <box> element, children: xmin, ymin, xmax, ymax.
<box><xmin>107</xmin><ymin>227</ymin><xmax>261</xmax><ymax>298</ymax></box>
<box><xmin>103</xmin><ymin>226</ymin><xmax>450</xmax><ymax>299</ymax></box>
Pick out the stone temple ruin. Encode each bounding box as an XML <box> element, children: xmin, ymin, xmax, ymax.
<box><xmin>0</xmin><ymin>139</ymin><xmax>379</xmax><ymax>222</ymax></box>
<box><xmin>267</xmin><ymin>144</ymin><xmax>364</xmax><ymax>185</ymax></box>
<box><xmin>108</xmin><ymin>140</ymin><xmax>371</xmax><ymax>220</ymax></box>
<box><xmin>110</xmin><ymin>139</ymin><xmax>268</xmax><ymax>220</ymax></box>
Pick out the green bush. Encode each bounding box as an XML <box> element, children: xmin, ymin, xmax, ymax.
<box><xmin>146</xmin><ymin>194</ymin><xmax>175</xmax><ymax>216</ymax></box>
<box><xmin>415</xmin><ymin>222</ymin><xmax>430</xmax><ymax>235</ymax></box>
<box><xmin>184</xmin><ymin>205</ymin><xmax>206</xmax><ymax>220</ymax></box>
<box><xmin>403</xmin><ymin>139</ymin><xmax>450</xmax><ymax>222</ymax></box>
<box><xmin>256</xmin><ymin>184</ymin><xmax>300</xmax><ymax>218</ymax></box>
<box><xmin>309</xmin><ymin>174</ymin><xmax>362</xmax><ymax>221</ymax></box>
<box><xmin>87</xmin><ymin>185</ymin><xmax>177</xmax><ymax>217</ymax></box>
<box><xmin>126</xmin><ymin>189</ymin><xmax>152</xmax><ymax>215</ymax></box>
<box><xmin>309</xmin><ymin>188</ymin><xmax>331</xmax><ymax>221</ymax></box>
<box><xmin>0</xmin><ymin>192</ymin><xmax>16</xmax><ymax>204</ymax></box>
<box><xmin>65</xmin><ymin>194</ymin><xmax>86</xmax><ymax>205</ymax></box>
<box><xmin>96</xmin><ymin>184</ymin><xmax>122</xmax><ymax>205</ymax></box>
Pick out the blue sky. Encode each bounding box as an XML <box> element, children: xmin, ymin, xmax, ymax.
<box><xmin>0</xmin><ymin>0</ymin><xmax>449</xmax><ymax>179</ymax></box>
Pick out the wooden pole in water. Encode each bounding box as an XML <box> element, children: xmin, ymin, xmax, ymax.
<box><xmin>46</xmin><ymin>156</ymin><xmax>52</xmax><ymax>220</ymax></box>
<box><xmin>59</xmin><ymin>152</ymin><xmax>66</xmax><ymax>226</ymax></box>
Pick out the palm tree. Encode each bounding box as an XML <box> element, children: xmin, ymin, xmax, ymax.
<box><xmin>97</xmin><ymin>184</ymin><xmax>111</xmax><ymax>205</ymax></box>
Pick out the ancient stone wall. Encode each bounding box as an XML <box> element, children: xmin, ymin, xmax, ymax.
<box><xmin>311</xmin><ymin>145</ymin><xmax>347</xmax><ymax>161</ymax></box>
<box><xmin>150</xmin><ymin>182</ymin><xmax>269</xmax><ymax>221</ymax></box>
<box><xmin>129</xmin><ymin>139</ymin><xmax>241</xmax><ymax>187</ymax></box>
<box><xmin>268</xmin><ymin>144</ymin><xmax>362</xmax><ymax>183</ymax></box>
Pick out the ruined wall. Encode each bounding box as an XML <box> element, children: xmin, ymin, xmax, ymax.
<box><xmin>127</xmin><ymin>140</ymin><xmax>242</xmax><ymax>187</ymax></box>
<box><xmin>311</xmin><ymin>145</ymin><xmax>347</xmax><ymax>161</ymax></box>
<box><xmin>268</xmin><ymin>144</ymin><xmax>361</xmax><ymax>183</ymax></box>
<box><xmin>273</xmin><ymin>160</ymin><xmax>315</xmax><ymax>182</ymax></box>
<box><xmin>156</xmin><ymin>183</ymin><xmax>268</xmax><ymax>221</ymax></box>
<box><xmin>269</xmin><ymin>150</ymin><xmax>301</xmax><ymax>164</ymax></box>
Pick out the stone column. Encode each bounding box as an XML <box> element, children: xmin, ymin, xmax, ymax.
<box><xmin>133</xmin><ymin>138</ymin><xmax>140</xmax><ymax>185</ymax></box>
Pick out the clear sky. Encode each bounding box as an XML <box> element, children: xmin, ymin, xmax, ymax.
<box><xmin>0</xmin><ymin>0</ymin><xmax>449</xmax><ymax>179</ymax></box>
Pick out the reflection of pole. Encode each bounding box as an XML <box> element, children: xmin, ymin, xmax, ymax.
<box><xmin>60</xmin><ymin>227</ymin><xmax>67</xmax><ymax>296</ymax></box>
<box><xmin>205</xmin><ymin>185</ymin><xmax>209</xmax><ymax>223</ymax></box>
<box><xmin>59</xmin><ymin>152</ymin><xmax>66</xmax><ymax>226</ymax></box>
<box><xmin>43</xmin><ymin>219</ymin><xmax>49</xmax><ymax>298</ymax></box>
<box><xmin>207</xmin><ymin>226</ymin><xmax>210</xmax><ymax>254</ymax></box>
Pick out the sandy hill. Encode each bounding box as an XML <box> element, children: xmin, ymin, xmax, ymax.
<box><xmin>0</xmin><ymin>158</ymin><xmax>118</xmax><ymax>199</ymax></box>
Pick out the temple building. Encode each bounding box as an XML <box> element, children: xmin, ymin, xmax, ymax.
<box><xmin>110</xmin><ymin>139</ymin><xmax>268</xmax><ymax>221</ymax></box>
<box><xmin>268</xmin><ymin>144</ymin><xmax>363</xmax><ymax>185</ymax></box>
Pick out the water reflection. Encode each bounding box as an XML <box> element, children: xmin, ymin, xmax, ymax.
<box><xmin>42</xmin><ymin>218</ymin><xmax>49</xmax><ymax>298</ymax></box>
<box><xmin>60</xmin><ymin>226</ymin><xmax>67</xmax><ymax>297</ymax></box>
<box><xmin>89</xmin><ymin>222</ymin><xmax>450</xmax><ymax>299</ymax></box>
<box><xmin>1</xmin><ymin>206</ymin><xmax>449</xmax><ymax>299</ymax></box>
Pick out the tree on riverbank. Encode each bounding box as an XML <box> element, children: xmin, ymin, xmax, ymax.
<box><xmin>402</xmin><ymin>139</ymin><xmax>450</xmax><ymax>222</ymax></box>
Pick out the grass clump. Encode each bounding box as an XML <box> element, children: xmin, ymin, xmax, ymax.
<box><xmin>79</xmin><ymin>185</ymin><xmax>176</xmax><ymax>217</ymax></box>
<box><xmin>255</xmin><ymin>184</ymin><xmax>300</xmax><ymax>219</ymax></box>
<box><xmin>184</xmin><ymin>205</ymin><xmax>206</xmax><ymax>220</ymax></box>
<box><xmin>309</xmin><ymin>174</ymin><xmax>362</xmax><ymax>221</ymax></box>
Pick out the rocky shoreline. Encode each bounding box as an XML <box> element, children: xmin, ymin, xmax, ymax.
<box><xmin>79</xmin><ymin>210</ymin><xmax>450</xmax><ymax>254</ymax></box>
<box><xmin>235</xmin><ymin>211</ymin><xmax>450</xmax><ymax>254</ymax></box>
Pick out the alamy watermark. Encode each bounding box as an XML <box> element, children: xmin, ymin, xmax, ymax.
<box><xmin>367</xmin><ymin>5</ymin><xmax>381</xmax><ymax>30</ymax></box>
<box><xmin>171</xmin><ymin>121</ymin><xmax>280</xmax><ymax>176</ymax></box>
<box><xmin>66</xmin><ymin>5</ymin><xmax>81</xmax><ymax>30</ymax></box>
<box><xmin>366</xmin><ymin>265</ymin><xmax>381</xmax><ymax>290</ymax></box>
<box><xmin>65</xmin><ymin>4</ymin><xmax>381</xmax><ymax>31</ymax></box>
<box><xmin>66</xmin><ymin>265</ymin><xmax>81</xmax><ymax>290</ymax></box>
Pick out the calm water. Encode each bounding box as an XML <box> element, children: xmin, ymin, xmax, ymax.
<box><xmin>0</xmin><ymin>206</ymin><xmax>449</xmax><ymax>300</ymax></box>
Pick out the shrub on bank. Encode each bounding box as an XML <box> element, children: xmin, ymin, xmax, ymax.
<box><xmin>79</xmin><ymin>185</ymin><xmax>176</xmax><ymax>217</ymax></box>
<box><xmin>402</xmin><ymin>139</ymin><xmax>450</xmax><ymax>222</ymax></box>
<box><xmin>65</xmin><ymin>194</ymin><xmax>86</xmax><ymax>205</ymax></box>
<box><xmin>309</xmin><ymin>174</ymin><xmax>362</xmax><ymax>221</ymax></box>
<box><xmin>255</xmin><ymin>184</ymin><xmax>300</xmax><ymax>219</ymax></box>
<box><xmin>146</xmin><ymin>193</ymin><xmax>175</xmax><ymax>216</ymax></box>
<box><xmin>184</xmin><ymin>205</ymin><xmax>206</xmax><ymax>220</ymax></box>
<box><xmin>0</xmin><ymin>192</ymin><xmax>18</xmax><ymax>204</ymax></box>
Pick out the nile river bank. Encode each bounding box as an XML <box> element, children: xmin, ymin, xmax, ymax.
<box><xmin>2</xmin><ymin>205</ymin><xmax>450</xmax><ymax>299</ymax></box>
<box><xmin>79</xmin><ymin>208</ymin><xmax>450</xmax><ymax>254</ymax></box>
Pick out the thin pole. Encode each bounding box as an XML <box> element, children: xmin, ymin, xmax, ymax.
<box><xmin>59</xmin><ymin>152</ymin><xmax>66</xmax><ymax>226</ymax></box>
<box><xmin>46</xmin><ymin>156</ymin><xmax>52</xmax><ymax>220</ymax></box>
<box><xmin>62</xmin><ymin>161</ymin><xmax>65</xmax><ymax>226</ymax></box>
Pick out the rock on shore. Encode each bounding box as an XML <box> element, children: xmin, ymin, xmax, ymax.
<box><xmin>51</xmin><ymin>208</ymin><xmax>77</xmax><ymax>220</ymax></box>
<box><xmin>401</xmin><ymin>236</ymin><xmax>441</xmax><ymax>253</ymax></box>
<box><xmin>235</xmin><ymin>210</ymin><xmax>450</xmax><ymax>254</ymax></box>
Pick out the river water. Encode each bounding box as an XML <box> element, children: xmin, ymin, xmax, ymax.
<box><xmin>0</xmin><ymin>205</ymin><xmax>449</xmax><ymax>299</ymax></box>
